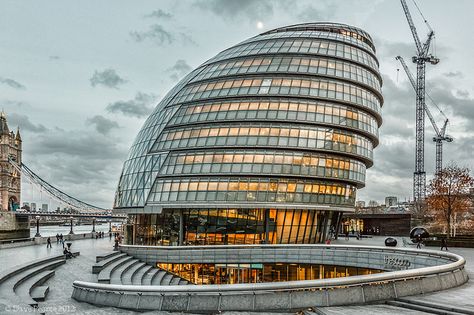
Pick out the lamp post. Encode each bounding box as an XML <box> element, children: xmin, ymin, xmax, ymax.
<box><xmin>69</xmin><ymin>216</ymin><xmax>74</xmax><ymax>234</ymax></box>
<box><xmin>35</xmin><ymin>215</ymin><xmax>41</xmax><ymax>237</ymax></box>
<box><xmin>92</xmin><ymin>217</ymin><xmax>96</xmax><ymax>233</ymax></box>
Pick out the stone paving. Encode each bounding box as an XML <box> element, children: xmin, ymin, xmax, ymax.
<box><xmin>0</xmin><ymin>235</ymin><xmax>472</xmax><ymax>314</ymax></box>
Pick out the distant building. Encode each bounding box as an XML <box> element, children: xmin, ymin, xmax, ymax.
<box><xmin>385</xmin><ymin>196</ymin><xmax>398</xmax><ymax>207</ymax></box>
<box><xmin>0</xmin><ymin>112</ymin><xmax>22</xmax><ymax>211</ymax></box>
<box><xmin>355</xmin><ymin>200</ymin><xmax>366</xmax><ymax>208</ymax></box>
<box><xmin>41</xmin><ymin>204</ymin><xmax>48</xmax><ymax>212</ymax></box>
<box><xmin>31</xmin><ymin>203</ymin><xmax>37</xmax><ymax>211</ymax></box>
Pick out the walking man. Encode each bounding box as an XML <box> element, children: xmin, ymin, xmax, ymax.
<box><xmin>416</xmin><ymin>235</ymin><xmax>422</xmax><ymax>249</ymax></box>
<box><xmin>441</xmin><ymin>237</ymin><xmax>448</xmax><ymax>251</ymax></box>
<box><xmin>47</xmin><ymin>237</ymin><xmax>52</xmax><ymax>248</ymax></box>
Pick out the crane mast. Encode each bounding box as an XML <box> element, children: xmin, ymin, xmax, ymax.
<box><xmin>396</xmin><ymin>56</ymin><xmax>452</xmax><ymax>175</ymax></box>
<box><xmin>399</xmin><ymin>0</ymin><xmax>439</xmax><ymax>206</ymax></box>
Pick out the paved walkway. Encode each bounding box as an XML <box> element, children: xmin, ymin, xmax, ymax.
<box><xmin>0</xmin><ymin>236</ymin><xmax>472</xmax><ymax>314</ymax></box>
<box><xmin>320</xmin><ymin>236</ymin><xmax>474</xmax><ymax>314</ymax></box>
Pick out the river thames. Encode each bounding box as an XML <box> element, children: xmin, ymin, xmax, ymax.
<box><xmin>30</xmin><ymin>224</ymin><xmax>111</xmax><ymax>238</ymax></box>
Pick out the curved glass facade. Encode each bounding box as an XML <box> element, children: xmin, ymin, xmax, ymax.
<box><xmin>114</xmin><ymin>23</ymin><xmax>383</xmax><ymax>246</ymax></box>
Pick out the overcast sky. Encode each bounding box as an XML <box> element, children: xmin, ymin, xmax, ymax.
<box><xmin>1</xmin><ymin>0</ymin><xmax>473</xmax><ymax>208</ymax></box>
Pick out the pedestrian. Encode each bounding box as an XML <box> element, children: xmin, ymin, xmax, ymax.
<box><xmin>416</xmin><ymin>235</ymin><xmax>422</xmax><ymax>249</ymax></box>
<box><xmin>345</xmin><ymin>230</ymin><xmax>349</xmax><ymax>241</ymax></box>
<box><xmin>109</xmin><ymin>232</ymin><xmax>112</xmax><ymax>239</ymax></box>
<box><xmin>441</xmin><ymin>237</ymin><xmax>448</xmax><ymax>251</ymax></box>
<box><xmin>56</xmin><ymin>233</ymin><xmax>59</xmax><ymax>244</ymax></box>
<box><xmin>47</xmin><ymin>237</ymin><xmax>52</xmax><ymax>248</ymax></box>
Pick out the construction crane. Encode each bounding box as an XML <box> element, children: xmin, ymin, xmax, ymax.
<box><xmin>396</xmin><ymin>56</ymin><xmax>453</xmax><ymax>175</ymax></box>
<box><xmin>400</xmin><ymin>0</ymin><xmax>439</xmax><ymax>204</ymax></box>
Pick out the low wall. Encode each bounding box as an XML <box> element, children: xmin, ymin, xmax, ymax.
<box><xmin>0</xmin><ymin>232</ymin><xmax>96</xmax><ymax>249</ymax></box>
<box><xmin>71</xmin><ymin>244</ymin><xmax>468</xmax><ymax>312</ymax></box>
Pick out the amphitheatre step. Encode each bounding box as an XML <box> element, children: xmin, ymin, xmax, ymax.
<box><xmin>170</xmin><ymin>277</ymin><xmax>181</xmax><ymax>285</ymax></box>
<box><xmin>151</xmin><ymin>270</ymin><xmax>167</xmax><ymax>285</ymax></box>
<box><xmin>386</xmin><ymin>300</ymin><xmax>463</xmax><ymax>315</ymax></box>
<box><xmin>132</xmin><ymin>265</ymin><xmax>153</xmax><ymax>285</ymax></box>
<box><xmin>15</xmin><ymin>270</ymin><xmax>55</xmax><ymax>306</ymax></box>
<box><xmin>30</xmin><ymin>285</ymin><xmax>49</xmax><ymax>302</ymax></box>
<box><xmin>0</xmin><ymin>258</ymin><xmax>65</xmax><ymax>308</ymax></box>
<box><xmin>0</xmin><ymin>254</ymin><xmax>66</xmax><ymax>284</ymax></box>
<box><xmin>121</xmin><ymin>262</ymin><xmax>146</xmax><ymax>285</ymax></box>
<box><xmin>109</xmin><ymin>259</ymin><xmax>141</xmax><ymax>285</ymax></box>
<box><xmin>97</xmin><ymin>255</ymin><xmax>133</xmax><ymax>284</ymax></box>
<box><xmin>142</xmin><ymin>268</ymin><xmax>160</xmax><ymax>285</ymax></box>
<box><xmin>92</xmin><ymin>253</ymin><xmax>127</xmax><ymax>274</ymax></box>
<box><xmin>12</xmin><ymin>260</ymin><xmax>65</xmax><ymax>291</ymax></box>
<box><xmin>395</xmin><ymin>298</ymin><xmax>474</xmax><ymax>315</ymax></box>
<box><xmin>96</xmin><ymin>251</ymin><xmax>120</xmax><ymax>263</ymax></box>
<box><xmin>158</xmin><ymin>274</ymin><xmax>173</xmax><ymax>286</ymax></box>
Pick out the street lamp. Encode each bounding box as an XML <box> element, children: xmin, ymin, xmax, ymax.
<box><xmin>69</xmin><ymin>216</ymin><xmax>74</xmax><ymax>234</ymax></box>
<box><xmin>92</xmin><ymin>217</ymin><xmax>96</xmax><ymax>233</ymax></box>
<box><xmin>35</xmin><ymin>215</ymin><xmax>41</xmax><ymax>237</ymax></box>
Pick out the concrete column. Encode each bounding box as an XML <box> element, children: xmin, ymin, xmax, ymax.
<box><xmin>69</xmin><ymin>216</ymin><xmax>74</xmax><ymax>234</ymax></box>
<box><xmin>34</xmin><ymin>215</ymin><xmax>41</xmax><ymax>237</ymax></box>
<box><xmin>264</xmin><ymin>209</ymin><xmax>269</xmax><ymax>244</ymax></box>
<box><xmin>92</xmin><ymin>217</ymin><xmax>96</xmax><ymax>233</ymax></box>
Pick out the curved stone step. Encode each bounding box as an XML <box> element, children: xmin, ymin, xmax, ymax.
<box><xmin>109</xmin><ymin>259</ymin><xmax>140</xmax><ymax>285</ymax></box>
<box><xmin>30</xmin><ymin>285</ymin><xmax>49</xmax><ymax>302</ymax></box>
<box><xmin>170</xmin><ymin>277</ymin><xmax>181</xmax><ymax>285</ymax></box>
<box><xmin>92</xmin><ymin>253</ymin><xmax>127</xmax><ymax>274</ymax></box>
<box><xmin>142</xmin><ymin>268</ymin><xmax>159</xmax><ymax>286</ymax></box>
<box><xmin>178</xmin><ymin>279</ymin><xmax>190</xmax><ymax>285</ymax></box>
<box><xmin>122</xmin><ymin>262</ymin><xmax>146</xmax><ymax>285</ymax></box>
<box><xmin>0</xmin><ymin>254</ymin><xmax>65</xmax><ymax>284</ymax></box>
<box><xmin>15</xmin><ymin>270</ymin><xmax>55</xmax><ymax>306</ymax></box>
<box><xmin>96</xmin><ymin>251</ymin><xmax>120</xmax><ymax>263</ymax></box>
<box><xmin>0</xmin><ymin>259</ymin><xmax>64</xmax><ymax>308</ymax></box>
<box><xmin>159</xmin><ymin>274</ymin><xmax>173</xmax><ymax>286</ymax></box>
<box><xmin>151</xmin><ymin>270</ymin><xmax>167</xmax><ymax>286</ymax></box>
<box><xmin>133</xmin><ymin>265</ymin><xmax>153</xmax><ymax>285</ymax></box>
<box><xmin>97</xmin><ymin>256</ymin><xmax>132</xmax><ymax>284</ymax></box>
<box><xmin>13</xmin><ymin>260</ymin><xmax>64</xmax><ymax>291</ymax></box>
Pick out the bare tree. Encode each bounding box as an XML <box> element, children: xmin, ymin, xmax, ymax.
<box><xmin>426</xmin><ymin>164</ymin><xmax>474</xmax><ymax>238</ymax></box>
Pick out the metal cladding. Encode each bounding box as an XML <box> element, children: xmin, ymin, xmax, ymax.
<box><xmin>114</xmin><ymin>22</ymin><xmax>383</xmax><ymax>214</ymax></box>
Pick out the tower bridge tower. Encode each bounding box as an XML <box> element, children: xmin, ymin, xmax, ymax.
<box><xmin>0</xmin><ymin>112</ymin><xmax>22</xmax><ymax>211</ymax></box>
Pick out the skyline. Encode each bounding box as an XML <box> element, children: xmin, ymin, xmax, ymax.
<box><xmin>2</xmin><ymin>0</ymin><xmax>474</xmax><ymax>208</ymax></box>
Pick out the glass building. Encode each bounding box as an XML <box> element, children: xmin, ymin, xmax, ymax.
<box><xmin>114</xmin><ymin>23</ymin><xmax>383</xmax><ymax>246</ymax></box>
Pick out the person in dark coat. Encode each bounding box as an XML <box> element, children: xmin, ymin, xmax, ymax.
<box><xmin>441</xmin><ymin>237</ymin><xmax>448</xmax><ymax>251</ymax></box>
<box><xmin>47</xmin><ymin>237</ymin><xmax>52</xmax><ymax>248</ymax></box>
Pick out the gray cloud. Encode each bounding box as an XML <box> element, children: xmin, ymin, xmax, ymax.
<box><xmin>49</xmin><ymin>55</ymin><xmax>60</xmax><ymax>61</ymax></box>
<box><xmin>86</xmin><ymin>115</ymin><xmax>120</xmax><ymax>135</ymax></box>
<box><xmin>90</xmin><ymin>68</ymin><xmax>127</xmax><ymax>89</ymax></box>
<box><xmin>444</xmin><ymin>71</ymin><xmax>463</xmax><ymax>78</ymax></box>
<box><xmin>145</xmin><ymin>9</ymin><xmax>173</xmax><ymax>19</ymax></box>
<box><xmin>130</xmin><ymin>24</ymin><xmax>174</xmax><ymax>45</ymax></box>
<box><xmin>295</xmin><ymin>2</ymin><xmax>337</xmax><ymax>21</ymax></box>
<box><xmin>9</xmin><ymin>113</ymin><xmax>47</xmax><ymax>133</ymax></box>
<box><xmin>194</xmin><ymin>0</ymin><xmax>275</xmax><ymax>21</ymax></box>
<box><xmin>106</xmin><ymin>92</ymin><xmax>157</xmax><ymax>118</ymax></box>
<box><xmin>24</xmin><ymin>128</ymin><xmax>128</xmax><ymax>207</ymax></box>
<box><xmin>167</xmin><ymin>59</ymin><xmax>192</xmax><ymax>81</ymax></box>
<box><xmin>0</xmin><ymin>77</ymin><xmax>26</xmax><ymax>90</ymax></box>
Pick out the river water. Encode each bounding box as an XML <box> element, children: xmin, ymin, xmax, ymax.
<box><xmin>30</xmin><ymin>224</ymin><xmax>110</xmax><ymax>238</ymax></box>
